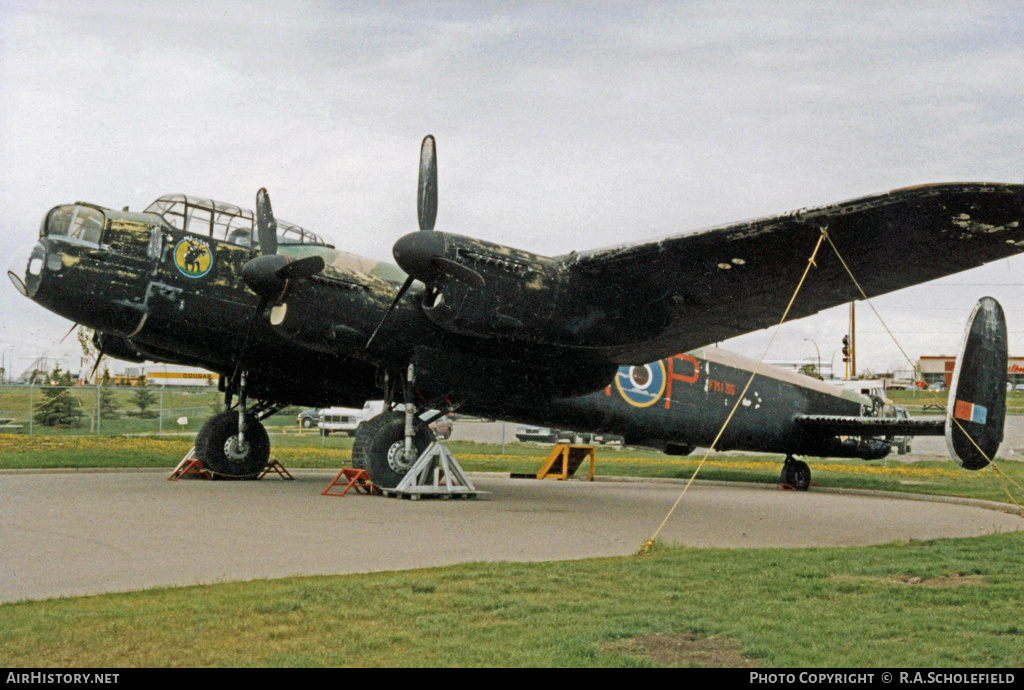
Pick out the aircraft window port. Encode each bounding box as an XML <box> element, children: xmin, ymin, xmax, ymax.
<box><xmin>144</xmin><ymin>194</ymin><xmax>332</xmax><ymax>248</ymax></box>
<box><xmin>45</xmin><ymin>205</ymin><xmax>104</xmax><ymax>245</ymax></box>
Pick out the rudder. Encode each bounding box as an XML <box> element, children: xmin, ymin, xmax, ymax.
<box><xmin>945</xmin><ymin>297</ymin><xmax>1007</xmax><ymax>469</ymax></box>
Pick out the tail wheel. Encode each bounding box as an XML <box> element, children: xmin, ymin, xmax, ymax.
<box><xmin>195</xmin><ymin>410</ymin><xmax>270</xmax><ymax>479</ymax></box>
<box><xmin>780</xmin><ymin>457</ymin><xmax>811</xmax><ymax>491</ymax></box>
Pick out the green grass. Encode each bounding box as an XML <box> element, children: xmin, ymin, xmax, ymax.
<box><xmin>1</xmin><ymin>534</ymin><xmax>1022</xmax><ymax>667</ymax></box>
<box><xmin>888</xmin><ymin>389</ymin><xmax>1024</xmax><ymax>416</ymax></box>
<box><xmin>3</xmin><ymin>432</ymin><xmax>1024</xmax><ymax>505</ymax></box>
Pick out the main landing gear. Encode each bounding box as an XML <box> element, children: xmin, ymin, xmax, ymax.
<box><xmin>780</xmin><ymin>455</ymin><xmax>811</xmax><ymax>491</ymax></box>
<box><xmin>353</xmin><ymin>363</ymin><xmax>460</xmax><ymax>491</ymax></box>
<box><xmin>194</xmin><ymin>372</ymin><xmax>282</xmax><ymax>479</ymax></box>
<box><xmin>352</xmin><ymin>410</ymin><xmax>435</xmax><ymax>488</ymax></box>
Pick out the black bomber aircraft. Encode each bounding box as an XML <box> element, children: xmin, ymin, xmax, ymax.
<box><xmin>8</xmin><ymin>136</ymin><xmax>1022</xmax><ymax>490</ymax></box>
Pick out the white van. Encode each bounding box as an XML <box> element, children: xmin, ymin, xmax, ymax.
<box><xmin>359</xmin><ymin>400</ymin><xmax>453</xmax><ymax>439</ymax></box>
<box><xmin>318</xmin><ymin>407</ymin><xmax>362</xmax><ymax>436</ymax></box>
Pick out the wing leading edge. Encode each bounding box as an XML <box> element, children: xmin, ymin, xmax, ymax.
<box><xmin>563</xmin><ymin>183</ymin><xmax>1023</xmax><ymax>364</ymax></box>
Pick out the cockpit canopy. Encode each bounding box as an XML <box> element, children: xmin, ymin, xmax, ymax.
<box><xmin>143</xmin><ymin>194</ymin><xmax>333</xmax><ymax>249</ymax></box>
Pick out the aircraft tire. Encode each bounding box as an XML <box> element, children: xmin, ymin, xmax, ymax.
<box><xmin>351</xmin><ymin>415</ymin><xmax>391</xmax><ymax>471</ymax></box>
<box><xmin>781</xmin><ymin>458</ymin><xmax>811</xmax><ymax>491</ymax></box>
<box><xmin>195</xmin><ymin>410</ymin><xmax>270</xmax><ymax>479</ymax></box>
<box><xmin>362</xmin><ymin>411</ymin><xmax>435</xmax><ymax>489</ymax></box>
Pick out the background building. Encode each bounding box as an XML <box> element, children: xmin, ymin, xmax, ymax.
<box><xmin>918</xmin><ymin>356</ymin><xmax>1024</xmax><ymax>388</ymax></box>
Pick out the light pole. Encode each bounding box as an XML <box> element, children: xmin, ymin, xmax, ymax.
<box><xmin>804</xmin><ymin>338</ymin><xmax>821</xmax><ymax>379</ymax></box>
<box><xmin>829</xmin><ymin>347</ymin><xmax>843</xmax><ymax>381</ymax></box>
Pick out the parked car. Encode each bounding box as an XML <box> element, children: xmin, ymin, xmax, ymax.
<box><xmin>430</xmin><ymin>415</ymin><xmax>453</xmax><ymax>440</ymax></box>
<box><xmin>515</xmin><ymin>426</ymin><xmax>560</xmax><ymax>443</ymax></box>
<box><xmin>515</xmin><ymin>426</ymin><xmax>594</xmax><ymax>443</ymax></box>
<box><xmin>892</xmin><ymin>406</ymin><xmax>911</xmax><ymax>455</ymax></box>
<box><xmin>319</xmin><ymin>407</ymin><xmax>362</xmax><ymax>436</ymax></box>
<box><xmin>927</xmin><ymin>382</ymin><xmax>947</xmax><ymax>391</ymax></box>
<box><xmin>297</xmin><ymin>409</ymin><xmax>320</xmax><ymax>428</ymax></box>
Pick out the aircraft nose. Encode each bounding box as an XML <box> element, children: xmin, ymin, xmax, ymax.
<box><xmin>7</xmin><ymin>241</ymin><xmax>46</xmax><ymax>299</ymax></box>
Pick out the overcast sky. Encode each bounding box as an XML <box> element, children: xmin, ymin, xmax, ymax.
<box><xmin>1</xmin><ymin>1</ymin><xmax>1022</xmax><ymax>379</ymax></box>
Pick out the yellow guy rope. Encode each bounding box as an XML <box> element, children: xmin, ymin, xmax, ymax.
<box><xmin>637</xmin><ymin>229</ymin><xmax>829</xmax><ymax>555</ymax></box>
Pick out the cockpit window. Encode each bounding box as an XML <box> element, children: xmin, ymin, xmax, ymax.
<box><xmin>45</xmin><ymin>205</ymin><xmax>105</xmax><ymax>245</ymax></box>
<box><xmin>143</xmin><ymin>194</ymin><xmax>333</xmax><ymax>249</ymax></box>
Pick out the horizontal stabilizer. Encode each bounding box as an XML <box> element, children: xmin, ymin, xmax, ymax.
<box><xmin>945</xmin><ymin>297</ymin><xmax>1007</xmax><ymax>470</ymax></box>
<box><xmin>795</xmin><ymin>415</ymin><xmax>944</xmax><ymax>437</ymax></box>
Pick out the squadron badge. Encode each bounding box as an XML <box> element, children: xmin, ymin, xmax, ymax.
<box><xmin>615</xmin><ymin>362</ymin><xmax>666</xmax><ymax>407</ymax></box>
<box><xmin>173</xmin><ymin>239</ymin><xmax>213</xmax><ymax>278</ymax></box>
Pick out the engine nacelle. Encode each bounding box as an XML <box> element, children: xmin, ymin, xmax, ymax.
<box><xmin>412</xmin><ymin>233</ymin><xmax>668</xmax><ymax>349</ymax></box>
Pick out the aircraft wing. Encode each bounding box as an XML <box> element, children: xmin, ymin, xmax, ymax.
<box><xmin>563</xmin><ymin>183</ymin><xmax>1023</xmax><ymax>364</ymax></box>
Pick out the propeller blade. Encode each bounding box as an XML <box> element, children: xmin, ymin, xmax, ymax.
<box><xmin>277</xmin><ymin>255</ymin><xmax>325</xmax><ymax>281</ymax></box>
<box><xmin>59</xmin><ymin>323</ymin><xmax>78</xmax><ymax>344</ymax></box>
<box><xmin>256</xmin><ymin>188</ymin><xmax>278</xmax><ymax>256</ymax></box>
<box><xmin>433</xmin><ymin>257</ymin><xmax>485</xmax><ymax>289</ymax></box>
<box><xmin>89</xmin><ymin>351</ymin><xmax>105</xmax><ymax>382</ymax></box>
<box><xmin>231</xmin><ymin>296</ymin><xmax>269</xmax><ymax>386</ymax></box>
<box><xmin>417</xmin><ymin>135</ymin><xmax>438</xmax><ymax>232</ymax></box>
<box><xmin>366</xmin><ymin>276</ymin><xmax>414</xmax><ymax>350</ymax></box>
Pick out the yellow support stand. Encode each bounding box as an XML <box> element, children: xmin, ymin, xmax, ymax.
<box><xmin>536</xmin><ymin>444</ymin><xmax>596</xmax><ymax>481</ymax></box>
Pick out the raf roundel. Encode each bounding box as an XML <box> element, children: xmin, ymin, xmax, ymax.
<box><xmin>173</xmin><ymin>239</ymin><xmax>213</xmax><ymax>278</ymax></box>
<box><xmin>615</xmin><ymin>361</ymin><xmax>667</xmax><ymax>407</ymax></box>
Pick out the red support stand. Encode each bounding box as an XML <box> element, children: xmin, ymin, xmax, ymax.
<box><xmin>259</xmin><ymin>459</ymin><xmax>294</xmax><ymax>480</ymax></box>
<box><xmin>168</xmin><ymin>458</ymin><xmax>211</xmax><ymax>481</ymax></box>
<box><xmin>322</xmin><ymin>468</ymin><xmax>378</xmax><ymax>497</ymax></box>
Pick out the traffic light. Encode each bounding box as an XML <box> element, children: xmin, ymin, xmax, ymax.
<box><xmin>842</xmin><ymin>335</ymin><xmax>850</xmax><ymax>362</ymax></box>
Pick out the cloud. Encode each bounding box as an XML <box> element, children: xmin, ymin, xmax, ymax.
<box><xmin>1</xmin><ymin>1</ymin><xmax>1021</xmax><ymax>374</ymax></box>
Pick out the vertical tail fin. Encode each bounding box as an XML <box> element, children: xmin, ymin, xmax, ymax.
<box><xmin>946</xmin><ymin>297</ymin><xmax>1007</xmax><ymax>469</ymax></box>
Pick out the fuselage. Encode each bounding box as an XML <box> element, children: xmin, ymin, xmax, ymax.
<box><xmin>10</xmin><ymin>194</ymin><xmax>882</xmax><ymax>459</ymax></box>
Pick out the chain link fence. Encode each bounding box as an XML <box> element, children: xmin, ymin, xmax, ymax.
<box><xmin>0</xmin><ymin>383</ymin><xmax>224</xmax><ymax>436</ymax></box>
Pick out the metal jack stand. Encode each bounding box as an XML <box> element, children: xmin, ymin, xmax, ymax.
<box><xmin>381</xmin><ymin>441</ymin><xmax>483</xmax><ymax>500</ymax></box>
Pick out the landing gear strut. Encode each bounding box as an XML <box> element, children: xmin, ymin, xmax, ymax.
<box><xmin>780</xmin><ymin>456</ymin><xmax>811</xmax><ymax>491</ymax></box>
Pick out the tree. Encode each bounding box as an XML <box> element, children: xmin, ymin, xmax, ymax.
<box><xmin>130</xmin><ymin>375</ymin><xmax>158</xmax><ymax>418</ymax></box>
<box><xmin>798</xmin><ymin>363</ymin><xmax>819</xmax><ymax>379</ymax></box>
<box><xmin>34</xmin><ymin>364</ymin><xmax>85</xmax><ymax>427</ymax></box>
<box><xmin>99</xmin><ymin>368</ymin><xmax>121</xmax><ymax>420</ymax></box>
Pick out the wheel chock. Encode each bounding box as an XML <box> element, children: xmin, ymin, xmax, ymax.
<box><xmin>259</xmin><ymin>459</ymin><xmax>294</xmax><ymax>480</ymax></box>
<box><xmin>534</xmin><ymin>444</ymin><xmax>596</xmax><ymax>480</ymax></box>
<box><xmin>322</xmin><ymin>468</ymin><xmax>378</xmax><ymax>496</ymax></box>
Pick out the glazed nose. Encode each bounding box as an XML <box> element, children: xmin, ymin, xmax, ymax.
<box><xmin>7</xmin><ymin>241</ymin><xmax>46</xmax><ymax>299</ymax></box>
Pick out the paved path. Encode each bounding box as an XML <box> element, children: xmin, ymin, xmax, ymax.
<box><xmin>2</xmin><ymin>470</ymin><xmax>1020</xmax><ymax>603</ymax></box>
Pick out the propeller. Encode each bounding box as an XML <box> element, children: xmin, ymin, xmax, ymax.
<box><xmin>234</xmin><ymin>189</ymin><xmax>324</xmax><ymax>383</ymax></box>
<box><xmin>365</xmin><ymin>135</ymin><xmax>484</xmax><ymax>350</ymax></box>
<box><xmin>240</xmin><ymin>188</ymin><xmax>325</xmax><ymax>301</ymax></box>
<box><xmin>241</xmin><ymin>253</ymin><xmax>325</xmax><ymax>302</ymax></box>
